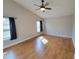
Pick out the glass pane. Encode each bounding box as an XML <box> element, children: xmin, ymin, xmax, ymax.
<box><xmin>36</xmin><ymin>21</ymin><xmax>40</xmax><ymax>32</ymax></box>
<box><xmin>3</xmin><ymin>17</ymin><xmax>11</xmax><ymax>40</ymax></box>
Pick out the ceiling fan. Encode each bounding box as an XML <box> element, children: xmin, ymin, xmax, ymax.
<box><xmin>34</xmin><ymin>0</ymin><xmax>52</xmax><ymax>12</ymax></box>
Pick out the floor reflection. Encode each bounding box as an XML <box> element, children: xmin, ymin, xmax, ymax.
<box><xmin>35</xmin><ymin>36</ymin><xmax>48</xmax><ymax>56</ymax></box>
<box><xmin>4</xmin><ymin>51</ymin><xmax>16</xmax><ymax>59</ymax></box>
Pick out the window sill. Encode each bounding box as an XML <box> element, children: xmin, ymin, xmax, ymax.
<box><xmin>3</xmin><ymin>37</ymin><xmax>10</xmax><ymax>41</ymax></box>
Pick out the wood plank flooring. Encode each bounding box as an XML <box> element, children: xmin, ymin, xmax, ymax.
<box><xmin>3</xmin><ymin>35</ymin><xmax>74</xmax><ymax>59</ymax></box>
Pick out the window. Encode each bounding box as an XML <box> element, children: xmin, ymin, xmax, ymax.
<box><xmin>36</xmin><ymin>21</ymin><xmax>43</xmax><ymax>32</ymax></box>
<box><xmin>36</xmin><ymin>21</ymin><xmax>40</xmax><ymax>32</ymax></box>
<box><xmin>3</xmin><ymin>17</ymin><xmax>11</xmax><ymax>40</ymax></box>
<box><xmin>3</xmin><ymin>17</ymin><xmax>17</xmax><ymax>40</ymax></box>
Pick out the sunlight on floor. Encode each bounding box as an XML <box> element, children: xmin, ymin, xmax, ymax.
<box><xmin>3</xmin><ymin>51</ymin><xmax>16</xmax><ymax>59</ymax></box>
<box><xmin>39</xmin><ymin>36</ymin><xmax>48</xmax><ymax>45</ymax></box>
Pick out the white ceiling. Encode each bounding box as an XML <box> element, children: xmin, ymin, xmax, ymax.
<box><xmin>13</xmin><ymin>0</ymin><xmax>74</xmax><ymax>18</ymax></box>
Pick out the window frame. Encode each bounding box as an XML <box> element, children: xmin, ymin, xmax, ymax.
<box><xmin>3</xmin><ymin>16</ymin><xmax>17</xmax><ymax>40</ymax></box>
<box><xmin>36</xmin><ymin>20</ymin><xmax>43</xmax><ymax>32</ymax></box>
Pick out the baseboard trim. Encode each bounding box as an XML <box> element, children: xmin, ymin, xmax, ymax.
<box><xmin>45</xmin><ymin>33</ymin><xmax>72</xmax><ymax>39</ymax></box>
<box><xmin>3</xmin><ymin>32</ymin><xmax>43</xmax><ymax>49</ymax></box>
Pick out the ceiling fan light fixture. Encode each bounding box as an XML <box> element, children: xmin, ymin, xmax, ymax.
<box><xmin>34</xmin><ymin>0</ymin><xmax>52</xmax><ymax>12</ymax></box>
<box><xmin>40</xmin><ymin>8</ymin><xmax>45</xmax><ymax>11</ymax></box>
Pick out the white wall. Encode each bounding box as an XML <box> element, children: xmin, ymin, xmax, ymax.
<box><xmin>3</xmin><ymin>0</ymin><xmax>43</xmax><ymax>48</ymax></box>
<box><xmin>44</xmin><ymin>15</ymin><xmax>74</xmax><ymax>38</ymax></box>
<box><xmin>72</xmin><ymin>15</ymin><xmax>75</xmax><ymax>46</ymax></box>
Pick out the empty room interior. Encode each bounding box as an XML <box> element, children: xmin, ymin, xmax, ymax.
<box><xmin>3</xmin><ymin>0</ymin><xmax>75</xmax><ymax>59</ymax></box>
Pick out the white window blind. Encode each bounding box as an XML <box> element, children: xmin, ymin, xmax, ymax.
<box><xmin>3</xmin><ymin>17</ymin><xmax>11</xmax><ymax>40</ymax></box>
<box><xmin>36</xmin><ymin>21</ymin><xmax>41</xmax><ymax>32</ymax></box>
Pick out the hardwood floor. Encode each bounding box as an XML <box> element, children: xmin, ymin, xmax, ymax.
<box><xmin>3</xmin><ymin>35</ymin><xmax>74</xmax><ymax>59</ymax></box>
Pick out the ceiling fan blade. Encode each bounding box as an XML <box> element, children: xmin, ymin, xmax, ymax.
<box><xmin>45</xmin><ymin>8</ymin><xmax>52</xmax><ymax>10</ymax></box>
<box><xmin>34</xmin><ymin>4</ymin><xmax>40</xmax><ymax>7</ymax></box>
<box><xmin>45</xmin><ymin>2</ymin><xmax>49</xmax><ymax>6</ymax></box>
<box><xmin>36</xmin><ymin>8</ymin><xmax>40</xmax><ymax>10</ymax></box>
